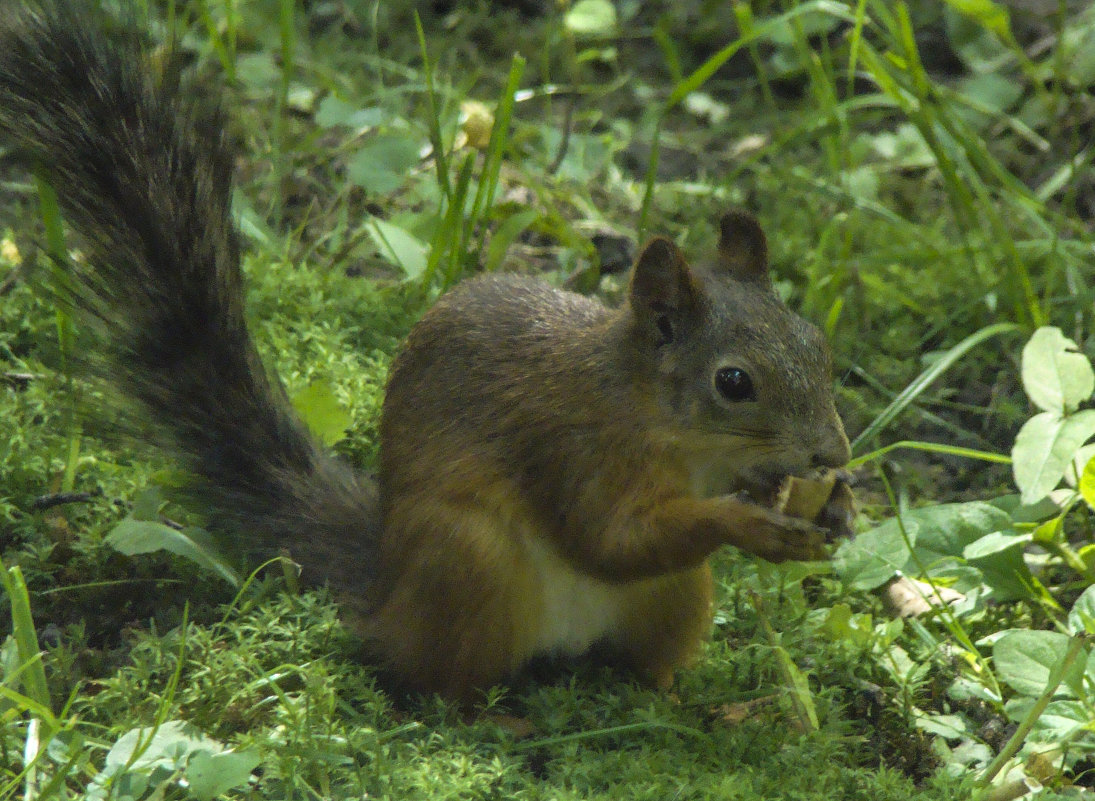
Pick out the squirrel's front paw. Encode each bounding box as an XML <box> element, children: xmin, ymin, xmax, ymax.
<box><xmin>774</xmin><ymin>471</ymin><xmax>856</xmax><ymax>545</ymax></box>
<box><xmin>743</xmin><ymin>507</ymin><xmax>827</xmax><ymax>563</ymax></box>
<box><xmin>817</xmin><ymin>479</ymin><xmax>856</xmax><ymax>542</ymax></box>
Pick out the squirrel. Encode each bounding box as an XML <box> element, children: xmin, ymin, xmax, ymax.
<box><xmin>0</xmin><ymin>2</ymin><xmax>852</xmax><ymax>701</ymax></box>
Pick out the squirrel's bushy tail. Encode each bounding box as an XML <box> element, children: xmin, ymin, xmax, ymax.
<box><xmin>0</xmin><ymin>2</ymin><xmax>378</xmax><ymax>602</ymax></box>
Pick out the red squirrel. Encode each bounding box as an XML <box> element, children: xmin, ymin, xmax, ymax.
<box><xmin>0</xmin><ymin>1</ymin><xmax>852</xmax><ymax>701</ymax></box>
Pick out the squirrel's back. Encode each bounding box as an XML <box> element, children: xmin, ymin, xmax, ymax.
<box><xmin>385</xmin><ymin>273</ymin><xmax>619</xmax><ymax>434</ymax></box>
<box><xmin>380</xmin><ymin>273</ymin><xmax>654</xmax><ymax>527</ymax></box>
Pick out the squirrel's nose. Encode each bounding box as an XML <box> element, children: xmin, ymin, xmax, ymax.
<box><xmin>810</xmin><ymin>428</ymin><xmax>851</xmax><ymax>470</ymax></box>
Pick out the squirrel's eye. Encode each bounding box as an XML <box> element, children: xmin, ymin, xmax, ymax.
<box><xmin>715</xmin><ymin>367</ymin><xmax>755</xmax><ymax>402</ymax></box>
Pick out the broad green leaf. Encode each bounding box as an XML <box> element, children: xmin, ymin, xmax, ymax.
<box><xmin>367</xmin><ymin>217</ymin><xmax>429</xmax><ymax>281</ymax></box>
<box><xmin>841</xmin><ymin>166</ymin><xmax>880</xmax><ymax>203</ymax></box>
<box><xmin>1061</xmin><ymin>10</ymin><xmax>1095</xmax><ymax>88</ymax></box>
<box><xmin>864</xmin><ymin>123</ymin><xmax>935</xmax><ymax>170</ymax></box>
<box><xmin>821</xmin><ymin>603</ymin><xmax>873</xmax><ymax>647</ymax></box>
<box><xmin>913</xmin><ymin>712</ymin><xmax>969</xmax><ymax>741</ymax></box>
<box><xmin>103</xmin><ymin>721</ymin><xmax>219</xmax><ymax>772</ymax></box>
<box><xmin>766</xmin><ymin>5</ymin><xmax>842</xmax><ymax>46</ymax></box>
<box><xmin>564</xmin><ymin>0</ymin><xmax>616</xmax><ymax>36</ymax></box>
<box><xmin>105</xmin><ymin>520</ymin><xmax>240</xmax><ymax>586</ymax></box>
<box><xmin>989</xmin><ymin>492</ymin><xmax>1062</xmax><ymax>524</ymax></box>
<box><xmin>44</xmin><ymin>728</ymin><xmax>86</xmax><ymax>770</ymax></box>
<box><xmin>949</xmin><ymin>674</ymin><xmax>1003</xmax><ymax>705</ymax></box>
<box><xmin>315</xmin><ymin>96</ymin><xmax>386</xmax><ymax>130</ymax></box>
<box><xmin>1081</xmin><ymin>454</ymin><xmax>1095</xmax><ymax>510</ymax></box>
<box><xmin>907</xmin><ymin>501</ymin><xmax>1012</xmax><ymax>560</ymax></box>
<box><xmin>1021</xmin><ymin>327</ymin><xmax>1094</xmax><ymax>414</ymax></box>
<box><xmin>286</xmin><ymin>85</ymin><xmax>317</xmax><ymax>115</ymax></box>
<box><xmin>130</xmin><ymin>486</ymin><xmax>166</xmax><ymax>520</ymax></box>
<box><xmin>957</xmin><ymin>72</ymin><xmax>1022</xmax><ymax>115</ymax></box>
<box><xmin>833</xmin><ymin>516</ymin><xmax>916</xmax><ymax>591</ymax></box>
<box><xmin>187</xmin><ymin>750</ymin><xmax>261</xmax><ymax>801</ymax></box>
<box><xmin>993</xmin><ymin>630</ymin><xmax>1082</xmax><ymax>697</ymax></box>
<box><xmin>962</xmin><ymin>531</ymin><xmax>1035</xmax><ymax>601</ymax></box>
<box><xmin>88</xmin><ymin>721</ymin><xmax>242</xmax><ymax>801</ymax></box>
<box><xmin>962</xmin><ymin>531</ymin><xmax>1031</xmax><ymax>560</ymax></box>
<box><xmin>943</xmin><ymin>0</ymin><xmax>1012</xmax><ymax>40</ymax></box>
<box><xmin>1012</xmin><ymin>410</ymin><xmax>1095</xmax><ymax>504</ymax></box>
<box><xmin>1026</xmin><ymin>699</ymin><xmax>1089</xmax><ymax>742</ymax></box>
<box><xmin>1078</xmin><ymin>543</ymin><xmax>1095</xmax><ymax>573</ymax></box>
<box><xmin>86</xmin><ymin>771</ymin><xmax>148</xmax><ymax>801</ymax></box>
<box><xmin>1067</xmin><ymin>585</ymin><xmax>1095</xmax><ymax>635</ymax></box>
<box><xmin>291</xmin><ymin>380</ymin><xmax>352</xmax><ymax>447</ymax></box>
<box><xmin>948</xmin><ymin>740</ymin><xmax>994</xmax><ymax>771</ymax></box>
<box><xmin>944</xmin><ymin>10</ymin><xmax>1008</xmax><ymax>73</ymax></box>
<box><xmin>347</xmin><ymin>135</ymin><xmax>422</xmax><ymax>194</ymax></box>
<box><xmin>954</xmin><ymin>72</ymin><xmax>1023</xmax><ymax>131</ymax></box>
<box><xmin>1067</xmin><ymin>443</ymin><xmax>1095</xmax><ymax>487</ymax></box>
<box><xmin>234</xmin><ymin>53</ymin><xmax>279</xmax><ymax>90</ymax></box>
<box><xmin>1032</xmin><ymin>515</ymin><xmax>1063</xmax><ymax>544</ymax></box>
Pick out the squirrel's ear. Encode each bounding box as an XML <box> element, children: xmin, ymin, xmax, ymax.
<box><xmin>716</xmin><ymin>210</ymin><xmax>770</xmax><ymax>285</ymax></box>
<box><xmin>629</xmin><ymin>237</ymin><xmax>699</xmax><ymax>345</ymax></box>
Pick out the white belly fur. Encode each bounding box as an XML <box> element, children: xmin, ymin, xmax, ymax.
<box><xmin>524</xmin><ymin>536</ymin><xmax>627</xmax><ymax>657</ymax></box>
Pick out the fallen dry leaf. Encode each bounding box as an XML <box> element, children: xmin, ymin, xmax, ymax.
<box><xmin>883</xmin><ymin>575</ymin><xmax>964</xmax><ymax>618</ymax></box>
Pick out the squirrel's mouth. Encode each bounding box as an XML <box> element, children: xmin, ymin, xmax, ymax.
<box><xmin>739</xmin><ymin>466</ymin><xmax>853</xmax><ymax>508</ymax></box>
<box><xmin>737</xmin><ymin>470</ymin><xmax>788</xmax><ymax>507</ymax></box>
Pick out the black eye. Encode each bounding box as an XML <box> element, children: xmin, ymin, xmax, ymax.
<box><xmin>715</xmin><ymin>367</ymin><xmax>755</xmax><ymax>402</ymax></box>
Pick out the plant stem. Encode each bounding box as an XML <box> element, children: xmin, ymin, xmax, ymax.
<box><xmin>975</xmin><ymin>634</ymin><xmax>1087</xmax><ymax>792</ymax></box>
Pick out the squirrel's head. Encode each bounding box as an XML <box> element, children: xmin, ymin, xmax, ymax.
<box><xmin>626</xmin><ymin>211</ymin><xmax>850</xmax><ymax>500</ymax></box>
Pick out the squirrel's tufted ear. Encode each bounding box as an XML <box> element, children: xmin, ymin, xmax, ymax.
<box><xmin>716</xmin><ymin>210</ymin><xmax>770</xmax><ymax>285</ymax></box>
<box><xmin>629</xmin><ymin>237</ymin><xmax>700</xmax><ymax>345</ymax></box>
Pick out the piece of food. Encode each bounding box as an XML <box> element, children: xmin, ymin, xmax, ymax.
<box><xmin>460</xmin><ymin>100</ymin><xmax>494</xmax><ymax>150</ymax></box>
<box><xmin>776</xmin><ymin>472</ymin><xmax>838</xmax><ymax>521</ymax></box>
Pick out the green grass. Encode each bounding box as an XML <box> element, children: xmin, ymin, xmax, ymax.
<box><xmin>3</xmin><ymin>0</ymin><xmax>1095</xmax><ymax>797</ymax></box>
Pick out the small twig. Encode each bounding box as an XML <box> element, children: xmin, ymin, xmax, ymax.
<box><xmin>3</xmin><ymin>372</ymin><xmax>41</xmax><ymax>388</ymax></box>
<box><xmin>23</xmin><ymin>717</ymin><xmax>41</xmax><ymax>801</ymax></box>
<box><xmin>546</xmin><ymin>94</ymin><xmax>576</xmax><ymax>176</ymax></box>
<box><xmin>29</xmin><ymin>490</ymin><xmax>100</xmax><ymax>511</ymax></box>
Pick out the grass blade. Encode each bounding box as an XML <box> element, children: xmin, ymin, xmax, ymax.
<box><xmin>469</xmin><ymin>53</ymin><xmax>526</xmax><ymax>252</ymax></box>
<box><xmin>852</xmin><ymin>322</ymin><xmax>1021</xmax><ymax>452</ymax></box>
<box><xmin>849</xmin><ymin>441</ymin><xmax>1011</xmax><ymax>470</ymax></box>
<box><xmin>641</xmin><ymin>0</ymin><xmax>857</xmax><ymax>235</ymax></box>
<box><xmin>0</xmin><ymin>563</ymin><xmax>50</xmax><ymax>714</ymax></box>
<box><xmin>416</xmin><ymin>12</ymin><xmax>451</xmax><ymax>200</ymax></box>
